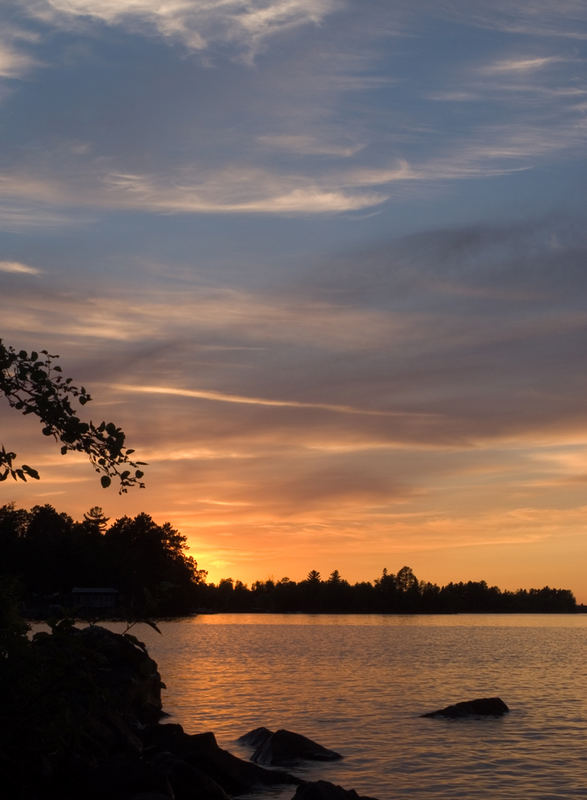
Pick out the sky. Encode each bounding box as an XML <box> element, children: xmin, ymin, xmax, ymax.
<box><xmin>1</xmin><ymin>1</ymin><xmax>587</xmax><ymax>602</ymax></box>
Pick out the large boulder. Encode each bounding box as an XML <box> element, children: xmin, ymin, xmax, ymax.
<box><xmin>294</xmin><ymin>780</ymin><xmax>378</xmax><ymax>800</ymax></box>
<box><xmin>250</xmin><ymin>729</ymin><xmax>343</xmax><ymax>766</ymax></box>
<box><xmin>421</xmin><ymin>697</ymin><xmax>509</xmax><ymax>718</ymax></box>
<box><xmin>141</xmin><ymin>724</ymin><xmax>300</xmax><ymax>795</ymax></box>
<box><xmin>31</xmin><ymin>623</ymin><xmax>165</xmax><ymax>727</ymax></box>
<box><xmin>75</xmin><ymin>625</ymin><xmax>165</xmax><ymax>724</ymax></box>
<box><xmin>3</xmin><ymin>623</ymin><xmax>166</xmax><ymax>796</ymax></box>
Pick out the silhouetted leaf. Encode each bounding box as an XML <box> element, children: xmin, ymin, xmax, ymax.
<box><xmin>144</xmin><ymin>619</ymin><xmax>162</xmax><ymax>634</ymax></box>
<box><xmin>2</xmin><ymin>338</ymin><xmax>145</xmax><ymax>491</ymax></box>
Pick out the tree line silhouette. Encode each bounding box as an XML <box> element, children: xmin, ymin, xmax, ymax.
<box><xmin>0</xmin><ymin>503</ymin><xmax>205</xmax><ymax>617</ymax></box>
<box><xmin>201</xmin><ymin>565</ymin><xmax>577</xmax><ymax>614</ymax></box>
<box><xmin>0</xmin><ymin>503</ymin><xmax>577</xmax><ymax>616</ymax></box>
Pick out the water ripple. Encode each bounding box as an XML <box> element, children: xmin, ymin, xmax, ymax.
<box><xmin>109</xmin><ymin>614</ymin><xmax>587</xmax><ymax>800</ymax></box>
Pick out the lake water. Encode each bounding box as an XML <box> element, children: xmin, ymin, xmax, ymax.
<box><xmin>109</xmin><ymin>614</ymin><xmax>587</xmax><ymax>800</ymax></box>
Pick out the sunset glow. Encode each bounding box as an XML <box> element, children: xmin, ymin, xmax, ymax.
<box><xmin>1</xmin><ymin>1</ymin><xmax>586</xmax><ymax>602</ymax></box>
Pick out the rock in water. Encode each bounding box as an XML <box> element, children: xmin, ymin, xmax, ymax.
<box><xmin>422</xmin><ymin>697</ymin><xmax>510</xmax><ymax>718</ymax></box>
<box><xmin>237</xmin><ymin>726</ymin><xmax>273</xmax><ymax>748</ymax></box>
<box><xmin>141</xmin><ymin>724</ymin><xmax>300</xmax><ymax>795</ymax></box>
<box><xmin>251</xmin><ymin>729</ymin><xmax>343</xmax><ymax>766</ymax></box>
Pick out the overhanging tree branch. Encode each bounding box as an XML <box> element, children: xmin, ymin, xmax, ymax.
<box><xmin>0</xmin><ymin>339</ymin><xmax>146</xmax><ymax>493</ymax></box>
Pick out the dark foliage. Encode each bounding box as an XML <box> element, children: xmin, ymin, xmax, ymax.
<box><xmin>198</xmin><ymin>565</ymin><xmax>577</xmax><ymax>614</ymax></box>
<box><xmin>0</xmin><ymin>339</ymin><xmax>145</xmax><ymax>492</ymax></box>
<box><xmin>0</xmin><ymin>620</ymin><xmax>164</xmax><ymax>799</ymax></box>
<box><xmin>0</xmin><ymin>504</ymin><xmax>206</xmax><ymax>617</ymax></box>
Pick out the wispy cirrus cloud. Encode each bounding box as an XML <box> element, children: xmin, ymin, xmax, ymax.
<box><xmin>2</xmin><ymin>216</ymin><xmax>587</xmax><ymax>453</ymax></box>
<box><xmin>0</xmin><ymin>42</ymin><xmax>37</xmax><ymax>78</ymax></box>
<box><xmin>0</xmin><ymin>1</ymin><xmax>582</xmax><ymax>231</ymax></box>
<box><xmin>479</xmin><ymin>55</ymin><xmax>571</xmax><ymax>74</ymax></box>
<box><xmin>435</xmin><ymin>0</ymin><xmax>587</xmax><ymax>40</ymax></box>
<box><xmin>103</xmin><ymin>169</ymin><xmax>385</xmax><ymax>214</ymax></box>
<box><xmin>113</xmin><ymin>382</ymin><xmax>435</xmax><ymax>419</ymax></box>
<box><xmin>0</xmin><ymin>158</ymin><xmax>391</xmax><ymax>216</ymax></box>
<box><xmin>0</xmin><ymin>111</ymin><xmax>583</xmax><ymax>219</ymax></box>
<box><xmin>7</xmin><ymin>92</ymin><xmax>586</xmax><ymax>219</ymax></box>
<box><xmin>0</xmin><ymin>259</ymin><xmax>42</xmax><ymax>275</ymax></box>
<box><xmin>1</xmin><ymin>88</ymin><xmax>585</xmax><ymax>221</ymax></box>
<box><xmin>23</xmin><ymin>0</ymin><xmax>341</xmax><ymax>57</ymax></box>
<box><xmin>0</xmin><ymin>25</ymin><xmax>41</xmax><ymax>80</ymax></box>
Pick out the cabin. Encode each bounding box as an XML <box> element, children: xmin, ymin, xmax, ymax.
<box><xmin>71</xmin><ymin>587</ymin><xmax>119</xmax><ymax>610</ymax></box>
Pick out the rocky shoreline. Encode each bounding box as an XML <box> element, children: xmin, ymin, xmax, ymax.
<box><xmin>3</xmin><ymin>624</ymin><xmax>375</xmax><ymax>800</ymax></box>
<box><xmin>4</xmin><ymin>622</ymin><xmax>510</xmax><ymax>799</ymax></box>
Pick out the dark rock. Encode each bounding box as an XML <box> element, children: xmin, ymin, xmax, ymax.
<box><xmin>237</xmin><ymin>726</ymin><xmax>273</xmax><ymax>748</ymax></box>
<box><xmin>31</xmin><ymin>623</ymin><xmax>164</xmax><ymax>729</ymax></box>
<box><xmin>141</xmin><ymin>725</ymin><xmax>220</xmax><ymax>762</ymax></box>
<box><xmin>422</xmin><ymin>697</ymin><xmax>510</xmax><ymax>718</ymax></box>
<box><xmin>141</xmin><ymin>723</ymin><xmax>300</xmax><ymax>795</ymax></box>
<box><xmin>184</xmin><ymin>734</ymin><xmax>300</xmax><ymax>794</ymax></box>
<box><xmin>75</xmin><ymin>625</ymin><xmax>164</xmax><ymax>723</ymax></box>
<box><xmin>251</xmin><ymin>729</ymin><xmax>343</xmax><ymax>766</ymax></box>
<box><xmin>141</xmin><ymin>722</ymin><xmax>200</xmax><ymax>752</ymax></box>
<box><xmin>150</xmin><ymin>751</ymin><xmax>230</xmax><ymax>800</ymax></box>
<box><xmin>294</xmin><ymin>780</ymin><xmax>378</xmax><ymax>800</ymax></box>
<box><xmin>3</xmin><ymin>624</ymin><xmax>168</xmax><ymax>797</ymax></box>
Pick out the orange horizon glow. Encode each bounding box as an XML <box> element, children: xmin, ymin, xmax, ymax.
<box><xmin>3</xmin><ymin>385</ymin><xmax>586</xmax><ymax>604</ymax></box>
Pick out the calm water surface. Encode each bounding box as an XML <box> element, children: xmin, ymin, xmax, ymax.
<box><xmin>112</xmin><ymin>614</ymin><xmax>587</xmax><ymax>799</ymax></box>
